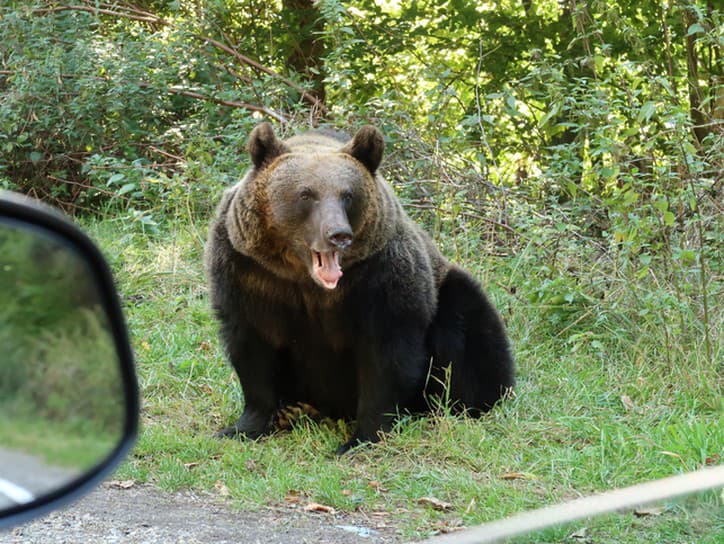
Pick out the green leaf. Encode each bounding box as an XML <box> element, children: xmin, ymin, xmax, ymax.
<box><xmin>637</xmin><ymin>101</ymin><xmax>656</xmax><ymax>123</ymax></box>
<box><xmin>593</xmin><ymin>55</ymin><xmax>605</xmax><ymax>73</ymax></box>
<box><xmin>117</xmin><ymin>182</ymin><xmax>137</xmax><ymax>196</ymax></box>
<box><xmin>622</xmin><ymin>190</ymin><xmax>639</xmax><ymax>206</ymax></box>
<box><xmin>566</xmin><ymin>181</ymin><xmax>578</xmax><ymax>199</ymax></box>
<box><xmin>687</xmin><ymin>23</ymin><xmax>705</xmax><ymax>36</ymax></box>
<box><xmin>29</xmin><ymin>151</ymin><xmax>43</xmax><ymax>163</ymax></box>
<box><xmin>657</xmin><ymin>77</ymin><xmax>675</xmax><ymax>97</ymax></box>
<box><xmin>663</xmin><ymin>211</ymin><xmax>675</xmax><ymax>226</ymax></box>
<box><xmin>653</xmin><ymin>199</ymin><xmax>668</xmax><ymax>213</ymax></box>
<box><xmin>505</xmin><ymin>93</ymin><xmax>518</xmax><ymax>115</ymax></box>
<box><xmin>676</xmin><ymin>249</ymin><xmax>697</xmax><ymax>265</ymax></box>
<box><xmin>107</xmin><ymin>173</ymin><xmax>125</xmax><ymax>186</ymax></box>
<box><xmin>599</xmin><ymin>166</ymin><xmax>616</xmax><ymax>180</ymax></box>
<box><xmin>539</xmin><ymin>102</ymin><xmax>561</xmax><ymax>128</ymax></box>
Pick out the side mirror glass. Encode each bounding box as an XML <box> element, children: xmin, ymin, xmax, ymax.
<box><xmin>0</xmin><ymin>192</ymin><xmax>138</xmax><ymax>527</ymax></box>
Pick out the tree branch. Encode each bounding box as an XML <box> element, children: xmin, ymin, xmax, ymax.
<box><xmin>195</xmin><ymin>35</ymin><xmax>326</xmax><ymax>112</ymax></box>
<box><xmin>168</xmin><ymin>87</ymin><xmax>288</xmax><ymax>123</ymax></box>
<box><xmin>34</xmin><ymin>4</ymin><xmax>163</xmax><ymax>24</ymax></box>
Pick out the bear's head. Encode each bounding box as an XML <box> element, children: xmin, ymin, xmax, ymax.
<box><xmin>229</xmin><ymin>122</ymin><xmax>390</xmax><ymax>290</ymax></box>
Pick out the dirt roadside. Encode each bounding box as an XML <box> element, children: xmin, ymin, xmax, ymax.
<box><xmin>0</xmin><ymin>482</ymin><xmax>403</xmax><ymax>543</ymax></box>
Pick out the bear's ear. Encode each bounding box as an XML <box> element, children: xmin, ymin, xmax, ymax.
<box><xmin>247</xmin><ymin>122</ymin><xmax>290</xmax><ymax>169</ymax></box>
<box><xmin>341</xmin><ymin>125</ymin><xmax>385</xmax><ymax>174</ymax></box>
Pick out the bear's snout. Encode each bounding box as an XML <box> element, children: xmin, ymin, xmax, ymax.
<box><xmin>317</xmin><ymin>199</ymin><xmax>353</xmax><ymax>251</ymax></box>
<box><xmin>327</xmin><ymin>226</ymin><xmax>352</xmax><ymax>249</ymax></box>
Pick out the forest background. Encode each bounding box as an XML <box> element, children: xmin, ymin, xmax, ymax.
<box><xmin>0</xmin><ymin>1</ymin><xmax>721</xmax><ymax>542</ymax></box>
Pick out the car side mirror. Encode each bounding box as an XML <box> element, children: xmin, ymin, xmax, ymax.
<box><xmin>0</xmin><ymin>192</ymin><xmax>138</xmax><ymax>528</ymax></box>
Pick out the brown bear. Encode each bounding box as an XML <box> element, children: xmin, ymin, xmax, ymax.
<box><xmin>205</xmin><ymin>122</ymin><xmax>514</xmax><ymax>454</ymax></box>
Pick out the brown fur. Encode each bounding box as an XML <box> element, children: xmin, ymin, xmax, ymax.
<box><xmin>223</xmin><ymin>126</ymin><xmax>404</xmax><ymax>287</ymax></box>
<box><xmin>205</xmin><ymin>123</ymin><xmax>514</xmax><ymax>454</ymax></box>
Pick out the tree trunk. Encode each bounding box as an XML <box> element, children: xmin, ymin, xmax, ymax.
<box><xmin>683</xmin><ymin>7</ymin><xmax>708</xmax><ymax>144</ymax></box>
<box><xmin>548</xmin><ymin>0</ymin><xmax>588</xmax><ymax>197</ymax></box>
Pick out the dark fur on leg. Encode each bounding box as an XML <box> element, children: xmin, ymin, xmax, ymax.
<box><xmin>427</xmin><ymin>267</ymin><xmax>515</xmax><ymax>414</ymax></box>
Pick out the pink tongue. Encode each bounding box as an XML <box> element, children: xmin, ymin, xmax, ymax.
<box><xmin>312</xmin><ymin>251</ymin><xmax>342</xmax><ymax>289</ymax></box>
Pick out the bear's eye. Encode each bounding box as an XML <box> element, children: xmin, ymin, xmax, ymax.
<box><xmin>299</xmin><ymin>188</ymin><xmax>315</xmax><ymax>201</ymax></box>
<box><xmin>342</xmin><ymin>191</ymin><xmax>353</xmax><ymax>205</ymax></box>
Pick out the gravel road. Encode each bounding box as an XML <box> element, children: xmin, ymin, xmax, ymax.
<box><xmin>0</xmin><ymin>482</ymin><xmax>402</xmax><ymax>543</ymax></box>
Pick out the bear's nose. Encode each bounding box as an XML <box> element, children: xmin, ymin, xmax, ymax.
<box><xmin>327</xmin><ymin>227</ymin><xmax>353</xmax><ymax>249</ymax></box>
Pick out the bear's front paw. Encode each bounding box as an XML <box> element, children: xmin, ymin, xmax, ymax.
<box><xmin>336</xmin><ymin>437</ymin><xmax>364</xmax><ymax>456</ymax></box>
<box><xmin>216</xmin><ymin>411</ymin><xmax>273</xmax><ymax>440</ymax></box>
<box><xmin>336</xmin><ymin>428</ymin><xmax>381</xmax><ymax>456</ymax></box>
<box><xmin>215</xmin><ymin>423</ymin><xmax>268</xmax><ymax>440</ymax></box>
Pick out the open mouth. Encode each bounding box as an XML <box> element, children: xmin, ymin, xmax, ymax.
<box><xmin>311</xmin><ymin>250</ymin><xmax>342</xmax><ymax>289</ymax></box>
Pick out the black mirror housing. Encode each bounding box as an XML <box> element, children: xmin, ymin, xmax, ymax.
<box><xmin>0</xmin><ymin>191</ymin><xmax>138</xmax><ymax>528</ymax></box>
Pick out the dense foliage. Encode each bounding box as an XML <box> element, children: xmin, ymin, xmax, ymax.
<box><xmin>1</xmin><ymin>0</ymin><xmax>720</xmax><ymax>356</ymax></box>
<box><xmin>1</xmin><ymin>1</ymin><xmax>720</xmax><ymax>203</ymax></box>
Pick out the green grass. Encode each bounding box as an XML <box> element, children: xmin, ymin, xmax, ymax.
<box><xmin>512</xmin><ymin>491</ymin><xmax>723</xmax><ymax>544</ymax></box>
<box><xmin>78</xmin><ymin>211</ymin><xmax>722</xmax><ymax>542</ymax></box>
